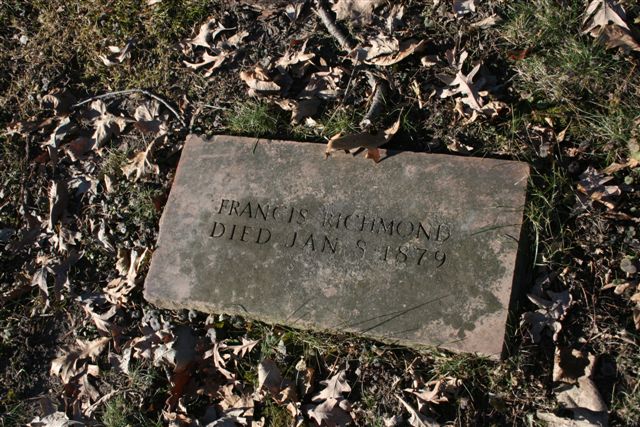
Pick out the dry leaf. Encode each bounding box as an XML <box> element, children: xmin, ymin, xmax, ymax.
<box><xmin>536</xmin><ymin>410</ymin><xmax>607</xmax><ymax>427</ymax></box>
<box><xmin>582</xmin><ymin>0</ymin><xmax>640</xmax><ymax>51</ymax></box>
<box><xmin>471</xmin><ymin>14</ymin><xmax>502</xmax><ymax>29</ymax></box>
<box><xmin>50</xmin><ymin>337</ymin><xmax>110</xmax><ymax>384</ymax></box>
<box><xmin>305</xmin><ymin>398</ymin><xmax>353</xmax><ymax>426</ymax></box>
<box><xmin>63</xmin><ymin>137</ymin><xmax>93</xmax><ymax>161</ymax></box>
<box><xmin>364</xmin><ymin>38</ymin><xmax>428</xmax><ymax>66</ymax></box>
<box><xmin>32</xmin><ymin>265</ymin><xmax>49</xmax><ymax>300</ymax></box>
<box><xmin>185</xmin><ymin>18</ymin><xmax>232</xmax><ymax>49</ymax></box>
<box><xmin>385</xmin><ymin>4</ymin><xmax>405</xmax><ymax>32</ymax></box>
<box><xmin>447</xmin><ymin>138</ymin><xmax>474</xmax><ymax>154</ymax></box>
<box><xmin>224</xmin><ymin>30</ymin><xmax>249</xmax><ymax>49</ymax></box>
<box><xmin>240</xmin><ymin>66</ymin><xmax>281</xmax><ymax>94</ymax></box>
<box><xmin>521</xmin><ymin>290</ymin><xmax>572</xmax><ymax>343</ymax></box>
<box><xmin>275</xmin><ymin>98</ymin><xmax>320</xmax><ymax>124</ymax></box>
<box><xmin>298</xmin><ymin>67</ymin><xmax>346</xmax><ymax>100</ymax></box>
<box><xmin>219</xmin><ymin>384</ymin><xmax>255</xmax><ymax>420</ymax></box>
<box><xmin>285</xmin><ymin>1</ymin><xmax>306</xmax><ymax>22</ymax></box>
<box><xmin>408</xmin><ymin>380</ymin><xmax>449</xmax><ymax>405</ymax></box>
<box><xmin>29</xmin><ymin>411</ymin><xmax>83</xmax><ymax>427</ymax></box>
<box><xmin>48</xmin><ymin>180</ymin><xmax>68</xmax><ymax>232</ymax></box>
<box><xmin>183</xmin><ymin>51</ymin><xmax>232</xmax><ymax>76</ymax></box>
<box><xmin>88</xmin><ymin>100</ymin><xmax>128</xmax><ymax>148</ymax></box>
<box><xmin>553</xmin><ymin>348</ymin><xmax>593</xmax><ymax>384</ymax></box>
<box><xmin>312</xmin><ymin>370</ymin><xmax>351</xmax><ymax>401</ymax></box>
<box><xmin>332</xmin><ymin>0</ymin><xmax>385</xmax><ymax>26</ymax></box>
<box><xmin>577</xmin><ymin>166</ymin><xmax>621</xmax><ymax>209</ymax></box>
<box><xmin>41</xmin><ymin>90</ymin><xmax>76</xmax><ymax>116</ymax></box>
<box><xmin>397</xmin><ymin>396</ymin><xmax>439</xmax><ymax>427</ymax></box>
<box><xmin>258</xmin><ymin>359</ymin><xmax>285</xmax><ymax>396</ymax></box>
<box><xmin>225</xmin><ymin>337</ymin><xmax>259</xmax><ymax>358</ymax></box>
<box><xmin>82</xmin><ymin>302</ymin><xmax>118</xmax><ymax>335</ymax></box>
<box><xmin>325</xmin><ymin>116</ymin><xmax>401</xmax><ymax>157</ymax></box>
<box><xmin>134</xmin><ymin>101</ymin><xmax>166</xmax><ymax>134</ymax></box>
<box><xmin>121</xmin><ymin>136</ymin><xmax>162</xmax><ymax>181</ymax></box>
<box><xmin>542</xmin><ymin>348</ymin><xmax>608</xmax><ymax>426</ymax></box>
<box><xmin>453</xmin><ymin>0</ymin><xmax>476</xmax><ymax>17</ymax></box>
<box><xmin>99</xmin><ymin>41</ymin><xmax>133</xmax><ymax>66</ymax></box>
<box><xmin>439</xmin><ymin>63</ymin><xmax>483</xmax><ymax>111</ymax></box>
<box><xmin>276</xmin><ymin>40</ymin><xmax>316</xmax><ymax>70</ymax></box>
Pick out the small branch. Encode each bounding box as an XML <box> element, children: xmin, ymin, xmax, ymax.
<box><xmin>73</xmin><ymin>89</ymin><xmax>187</xmax><ymax>129</ymax></box>
<box><xmin>84</xmin><ymin>389</ymin><xmax>122</xmax><ymax>417</ymax></box>
<box><xmin>314</xmin><ymin>0</ymin><xmax>356</xmax><ymax>51</ymax></box>
<box><xmin>360</xmin><ymin>72</ymin><xmax>388</xmax><ymax>130</ymax></box>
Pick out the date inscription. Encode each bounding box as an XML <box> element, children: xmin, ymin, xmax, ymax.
<box><xmin>208</xmin><ymin>198</ymin><xmax>453</xmax><ymax>269</ymax></box>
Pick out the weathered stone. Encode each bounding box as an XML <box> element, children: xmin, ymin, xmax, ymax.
<box><xmin>144</xmin><ymin>134</ymin><xmax>530</xmax><ymax>358</ymax></box>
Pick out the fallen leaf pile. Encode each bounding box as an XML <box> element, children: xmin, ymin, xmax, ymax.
<box><xmin>2</xmin><ymin>0</ymin><xmax>639</xmax><ymax>425</ymax></box>
<box><xmin>521</xmin><ymin>289</ymin><xmax>573</xmax><ymax>343</ymax></box>
<box><xmin>582</xmin><ymin>0</ymin><xmax>640</xmax><ymax>51</ymax></box>
<box><xmin>537</xmin><ymin>348</ymin><xmax>608</xmax><ymax>426</ymax></box>
<box><xmin>183</xmin><ymin>16</ymin><xmax>249</xmax><ymax>77</ymax></box>
<box><xmin>436</xmin><ymin>49</ymin><xmax>507</xmax><ymax>123</ymax></box>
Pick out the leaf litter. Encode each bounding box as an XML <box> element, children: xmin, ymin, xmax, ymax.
<box><xmin>2</xmin><ymin>0</ymin><xmax>640</xmax><ymax>426</ymax></box>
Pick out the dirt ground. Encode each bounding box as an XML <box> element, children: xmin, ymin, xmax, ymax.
<box><xmin>1</xmin><ymin>0</ymin><xmax>640</xmax><ymax>426</ymax></box>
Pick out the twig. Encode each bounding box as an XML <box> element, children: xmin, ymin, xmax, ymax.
<box><xmin>314</xmin><ymin>0</ymin><xmax>356</xmax><ymax>51</ymax></box>
<box><xmin>340</xmin><ymin>56</ymin><xmax>360</xmax><ymax>105</ymax></box>
<box><xmin>73</xmin><ymin>89</ymin><xmax>187</xmax><ymax>129</ymax></box>
<box><xmin>84</xmin><ymin>389</ymin><xmax>123</xmax><ymax>417</ymax></box>
<box><xmin>360</xmin><ymin>72</ymin><xmax>389</xmax><ymax>130</ymax></box>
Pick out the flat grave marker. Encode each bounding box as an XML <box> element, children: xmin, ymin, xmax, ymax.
<box><xmin>144</xmin><ymin>134</ymin><xmax>530</xmax><ymax>358</ymax></box>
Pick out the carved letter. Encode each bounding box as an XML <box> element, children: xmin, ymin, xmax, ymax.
<box><xmin>395</xmin><ymin>221</ymin><xmax>415</xmax><ymax>238</ymax></box>
<box><xmin>272</xmin><ymin>206</ymin><xmax>283</xmax><ymax>222</ymax></box>
<box><xmin>303</xmin><ymin>233</ymin><xmax>316</xmax><ymax>251</ymax></box>
<box><xmin>256</xmin><ymin>227</ymin><xmax>271</xmax><ymax>244</ymax></box>
<box><xmin>239</xmin><ymin>202</ymin><xmax>253</xmax><ymax>218</ymax></box>
<box><xmin>396</xmin><ymin>245</ymin><xmax>408</xmax><ymax>263</ymax></box>
<box><xmin>375</xmin><ymin>218</ymin><xmax>394</xmax><ymax>235</ymax></box>
<box><xmin>436</xmin><ymin>224</ymin><xmax>451</xmax><ymax>242</ymax></box>
<box><xmin>228</xmin><ymin>224</ymin><xmax>237</xmax><ymax>240</ymax></box>
<box><xmin>217</xmin><ymin>199</ymin><xmax>229</xmax><ymax>215</ymax></box>
<box><xmin>297</xmin><ymin>208</ymin><xmax>308</xmax><ymax>225</ymax></box>
<box><xmin>322</xmin><ymin>210</ymin><xmax>341</xmax><ymax>228</ymax></box>
<box><xmin>416</xmin><ymin>222</ymin><xmax>430</xmax><ymax>240</ymax></box>
<box><xmin>356</xmin><ymin>239</ymin><xmax>366</xmax><ymax>258</ymax></box>
<box><xmin>229</xmin><ymin>200</ymin><xmax>240</xmax><ymax>216</ymax></box>
<box><xmin>360</xmin><ymin>215</ymin><xmax>375</xmax><ymax>232</ymax></box>
<box><xmin>256</xmin><ymin>203</ymin><xmax>268</xmax><ymax>221</ymax></box>
<box><xmin>322</xmin><ymin>236</ymin><xmax>338</xmax><ymax>253</ymax></box>
<box><xmin>343</xmin><ymin>214</ymin><xmax>353</xmax><ymax>231</ymax></box>
<box><xmin>285</xmin><ymin>231</ymin><xmax>297</xmax><ymax>248</ymax></box>
<box><xmin>239</xmin><ymin>225</ymin><xmax>252</xmax><ymax>242</ymax></box>
<box><xmin>210</xmin><ymin>221</ymin><xmax>225</xmax><ymax>238</ymax></box>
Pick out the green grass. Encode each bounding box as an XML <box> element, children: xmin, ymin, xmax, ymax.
<box><xmin>611</xmin><ymin>344</ymin><xmax>640</xmax><ymax>425</ymax></box>
<box><xmin>319</xmin><ymin>107</ymin><xmax>360</xmax><ymax>138</ymax></box>
<box><xmin>226</xmin><ymin>102</ymin><xmax>281</xmax><ymax>137</ymax></box>
<box><xmin>524</xmin><ymin>165</ymin><xmax>573</xmax><ymax>267</ymax></box>
<box><xmin>101</xmin><ymin>393</ymin><xmax>162</xmax><ymax>427</ymax></box>
<box><xmin>500</xmin><ymin>0</ymin><xmax>583</xmax><ymax>49</ymax></box>
<box><xmin>101</xmin><ymin>396</ymin><xmax>130</xmax><ymax>427</ymax></box>
<box><xmin>573</xmin><ymin>105</ymin><xmax>639</xmax><ymax>163</ymax></box>
<box><xmin>262</xmin><ymin>397</ymin><xmax>293</xmax><ymax>427</ymax></box>
<box><xmin>0</xmin><ymin>399</ymin><xmax>29</xmax><ymax>427</ymax></box>
<box><xmin>0</xmin><ymin>137</ymin><xmax>26</xmax><ymax>228</ymax></box>
<box><xmin>499</xmin><ymin>0</ymin><xmax>640</xmax><ymax>164</ymax></box>
<box><xmin>1</xmin><ymin>0</ymin><xmax>640</xmax><ymax>425</ymax></box>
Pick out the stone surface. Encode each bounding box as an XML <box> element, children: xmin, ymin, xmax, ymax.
<box><xmin>144</xmin><ymin>134</ymin><xmax>530</xmax><ymax>358</ymax></box>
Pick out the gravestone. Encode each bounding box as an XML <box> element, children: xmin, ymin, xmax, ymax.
<box><xmin>144</xmin><ymin>134</ymin><xmax>530</xmax><ymax>359</ymax></box>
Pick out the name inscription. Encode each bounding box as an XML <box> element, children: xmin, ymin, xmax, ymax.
<box><xmin>208</xmin><ymin>198</ymin><xmax>453</xmax><ymax>269</ymax></box>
